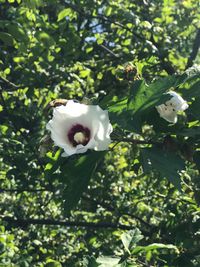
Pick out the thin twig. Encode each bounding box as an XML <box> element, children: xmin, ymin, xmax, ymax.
<box><xmin>99</xmin><ymin>44</ymin><xmax>120</xmax><ymax>58</ymax></box>
<box><xmin>0</xmin><ymin>76</ymin><xmax>19</xmax><ymax>89</ymax></box>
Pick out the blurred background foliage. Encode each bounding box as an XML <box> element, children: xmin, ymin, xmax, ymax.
<box><xmin>0</xmin><ymin>0</ymin><xmax>200</xmax><ymax>266</ymax></box>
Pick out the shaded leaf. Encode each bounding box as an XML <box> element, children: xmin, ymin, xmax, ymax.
<box><xmin>62</xmin><ymin>151</ymin><xmax>106</xmax><ymax>214</ymax></box>
<box><xmin>0</xmin><ymin>32</ymin><xmax>14</xmax><ymax>46</ymax></box>
<box><xmin>183</xmin><ymin>80</ymin><xmax>200</xmax><ymax>98</ymax></box>
<box><xmin>190</xmin><ymin>97</ymin><xmax>200</xmax><ymax>120</ymax></box>
<box><xmin>177</xmin><ymin>127</ymin><xmax>200</xmax><ymax>137</ymax></box>
<box><xmin>141</xmin><ymin>147</ymin><xmax>185</xmax><ymax>190</ymax></box>
<box><xmin>45</xmin><ymin>260</ymin><xmax>62</xmax><ymax>267</ymax></box>
<box><xmin>194</xmin><ymin>151</ymin><xmax>200</xmax><ymax>170</ymax></box>
<box><xmin>7</xmin><ymin>24</ymin><xmax>26</xmax><ymax>41</ymax></box>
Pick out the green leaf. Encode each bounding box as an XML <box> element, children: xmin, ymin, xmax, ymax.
<box><xmin>79</xmin><ymin>69</ymin><xmax>91</xmax><ymax>78</ymax></box>
<box><xmin>194</xmin><ymin>151</ymin><xmax>200</xmax><ymax>169</ymax></box>
<box><xmin>45</xmin><ymin>259</ymin><xmax>62</xmax><ymax>267</ymax></box>
<box><xmin>155</xmin><ymin>93</ymin><xmax>172</xmax><ymax>106</ymax></box>
<box><xmin>96</xmin><ymin>256</ymin><xmax>120</xmax><ymax>266</ymax></box>
<box><xmin>131</xmin><ymin>243</ymin><xmax>178</xmax><ymax>255</ymax></box>
<box><xmin>176</xmin><ymin>127</ymin><xmax>200</xmax><ymax>137</ymax></box>
<box><xmin>83</xmin><ymin>257</ymin><xmax>99</xmax><ymax>267</ymax></box>
<box><xmin>128</xmin><ymin>76</ymin><xmax>180</xmax><ymax>115</ymax></box>
<box><xmin>127</xmin><ymin>73</ymin><xmax>193</xmax><ymax>131</ymax></box>
<box><xmin>190</xmin><ymin>97</ymin><xmax>200</xmax><ymax>120</ymax></box>
<box><xmin>107</xmin><ymin>97</ymin><xmax>136</xmax><ymax>131</ymax></box>
<box><xmin>37</xmin><ymin>32</ymin><xmax>55</xmax><ymax>46</ymax></box>
<box><xmin>7</xmin><ymin>24</ymin><xmax>26</xmax><ymax>41</ymax></box>
<box><xmin>105</xmin><ymin>6</ymin><xmax>112</xmax><ymax>16</ymax></box>
<box><xmin>62</xmin><ymin>151</ymin><xmax>106</xmax><ymax>214</ymax></box>
<box><xmin>57</xmin><ymin>8</ymin><xmax>71</xmax><ymax>22</ymax></box>
<box><xmin>121</xmin><ymin>229</ymin><xmax>143</xmax><ymax>253</ymax></box>
<box><xmin>183</xmin><ymin>80</ymin><xmax>200</xmax><ymax>98</ymax></box>
<box><xmin>108</xmin><ymin>98</ymin><xmax>128</xmax><ymax>113</ymax></box>
<box><xmin>141</xmin><ymin>147</ymin><xmax>185</xmax><ymax>190</ymax></box>
<box><xmin>0</xmin><ymin>32</ymin><xmax>14</xmax><ymax>46</ymax></box>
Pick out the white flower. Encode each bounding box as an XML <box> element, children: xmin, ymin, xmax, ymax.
<box><xmin>46</xmin><ymin>100</ymin><xmax>113</xmax><ymax>156</ymax></box>
<box><xmin>156</xmin><ymin>91</ymin><xmax>189</xmax><ymax>123</ymax></box>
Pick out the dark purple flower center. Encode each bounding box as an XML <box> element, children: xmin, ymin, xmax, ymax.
<box><xmin>67</xmin><ymin>124</ymin><xmax>91</xmax><ymax>147</ymax></box>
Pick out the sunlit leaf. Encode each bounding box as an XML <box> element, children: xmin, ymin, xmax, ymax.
<box><xmin>121</xmin><ymin>228</ymin><xmax>143</xmax><ymax>253</ymax></box>
<box><xmin>132</xmin><ymin>243</ymin><xmax>179</xmax><ymax>254</ymax></box>
<box><xmin>57</xmin><ymin>8</ymin><xmax>72</xmax><ymax>22</ymax></box>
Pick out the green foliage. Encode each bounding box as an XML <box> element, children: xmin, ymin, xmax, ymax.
<box><xmin>141</xmin><ymin>147</ymin><xmax>185</xmax><ymax>190</ymax></box>
<box><xmin>121</xmin><ymin>229</ymin><xmax>143</xmax><ymax>253</ymax></box>
<box><xmin>61</xmin><ymin>151</ymin><xmax>106</xmax><ymax>214</ymax></box>
<box><xmin>90</xmin><ymin>229</ymin><xmax>179</xmax><ymax>266</ymax></box>
<box><xmin>131</xmin><ymin>243</ymin><xmax>178</xmax><ymax>255</ymax></box>
<box><xmin>0</xmin><ymin>0</ymin><xmax>200</xmax><ymax>266</ymax></box>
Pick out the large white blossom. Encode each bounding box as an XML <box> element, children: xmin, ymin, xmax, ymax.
<box><xmin>156</xmin><ymin>91</ymin><xmax>189</xmax><ymax>123</ymax></box>
<box><xmin>46</xmin><ymin>100</ymin><xmax>113</xmax><ymax>156</ymax></box>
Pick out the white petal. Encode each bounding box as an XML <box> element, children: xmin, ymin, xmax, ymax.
<box><xmin>179</xmin><ymin>102</ymin><xmax>189</xmax><ymax>111</ymax></box>
<box><xmin>156</xmin><ymin>104</ymin><xmax>178</xmax><ymax>123</ymax></box>
<box><xmin>94</xmin><ymin>111</ymin><xmax>112</xmax><ymax>150</ymax></box>
<box><xmin>163</xmin><ymin>113</ymin><xmax>177</xmax><ymax>124</ymax></box>
<box><xmin>75</xmin><ymin>144</ymin><xmax>89</xmax><ymax>154</ymax></box>
<box><xmin>167</xmin><ymin>91</ymin><xmax>188</xmax><ymax>111</ymax></box>
<box><xmin>61</xmin><ymin>152</ymin><xmax>68</xmax><ymax>157</ymax></box>
<box><xmin>62</xmin><ymin>145</ymin><xmax>77</xmax><ymax>156</ymax></box>
<box><xmin>57</xmin><ymin>100</ymin><xmax>88</xmax><ymax>117</ymax></box>
<box><xmin>156</xmin><ymin>91</ymin><xmax>188</xmax><ymax>124</ymax></box>
<box><xmin>46</xmin><ymin>120</ymin><xmax>70</xmax><ymax>146</ymax></box>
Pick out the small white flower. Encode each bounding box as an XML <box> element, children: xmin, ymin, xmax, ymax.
<box><xmin>156</xmin><ymin>91</ymin><xmax>189</xmax><ymax>123</ymax></box>
<box><xmin>46</xmin><ymin>100</ymin><xmax>113</xmax><ymax>156</ymax></box>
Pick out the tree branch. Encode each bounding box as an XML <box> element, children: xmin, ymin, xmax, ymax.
<box><xmin>1</xmin><ymin>216</ymin><xmax>134</xmax><ymax>230</ymax></box>
<box><xmin>99</xmin><ymin>44</ymin><xmax>120</xmax><ymax>58</ymax></box>
<box><xmin>150</xmin><ymin>36</ymin><xmax>176</xmax><ymax>75</ymax></box>
<box><xmin>82</xmin><ymin>195</ymin><xmax>156</xmax><ymax>230</ymax></box>
<box><xmin>185</xmin><ymin>28</ymin><xmax>200</xmax><ymax>70</ymax></box>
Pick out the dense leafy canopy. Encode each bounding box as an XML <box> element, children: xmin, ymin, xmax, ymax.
<box><xmin>0</xmin><ymin>0</ymin><xmax>200</xmax><ymax>266</ymax></box>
